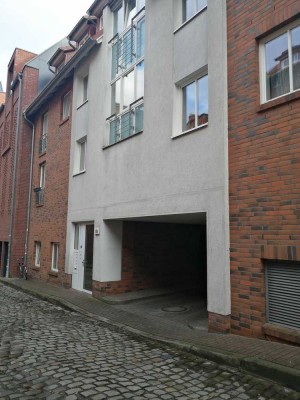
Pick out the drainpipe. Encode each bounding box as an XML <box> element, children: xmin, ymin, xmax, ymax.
<box><xmin>23</xmin><ymin>111</ymin><xmax>35</xmax><ymax>266</ymax></box>
<box><xmin>6</xmin><ymin>73</ymin><xmax>23</xmax><ymax>277</ymax></box>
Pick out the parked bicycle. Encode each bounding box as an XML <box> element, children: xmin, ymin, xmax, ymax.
<box><xmin>18</xmin><ymin>257</ymin><xmax>28</xmax><ymax>280</ymax></box>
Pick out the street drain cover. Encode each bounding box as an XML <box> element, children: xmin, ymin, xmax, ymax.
<box><xmin>161</xmin><ymin>306</ymin><xmax>188</xmax><ymax>313</ymax></box>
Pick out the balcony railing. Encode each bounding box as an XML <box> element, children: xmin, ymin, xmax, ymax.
<box><xmin>39</xmin><ymin>135</ymin><xmax>47</xmax><ymax>155</ymax></box>
<box><xmin>111</xmin><ymin>15</ymin><xmax>145</xmax><ymax>79</ymax></box>
<box><xmin>108</xmin><ymin>100</ymin><xmax>144</xmax><ymax>145</ymax></box>
<box><xmin>34</xmin><ymin>188</ymin><xmax>44</xmax><ymax>206</ymax></box>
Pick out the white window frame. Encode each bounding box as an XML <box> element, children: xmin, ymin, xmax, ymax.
<box><xmin>114</xmin><ymin>0</ymin><xmax>145</xmax><ymax>35</ymax></box>
<box><xmin>39</xmin><ymin>163</ymin><xmax>46</xmax><ymax>189</ymax></box>
<box><xmin>108</xmin><ymin>9</ymin><xmax>145</xmax><ymax>145</ymax></box>
<box><xmin>83</xmin><ymin>75</ymin><xmax>88</xmax><ymax>103</ymax></box>
<box><xmin>73</xmin><ymin>136</ymin><xmax>87</xmax><ymax>175</ymax></box>
<box><xmin>51</xmin><ymin>243</ymin><xmax>59</xmax><ymax>272</ymax></box>
<box><xmin>259</xmin><ymin>20</ymin><xmax>300</xmax><ymax>104</ymax></box>
<box><xmin>42</xmin><ymin>112</ymin><xmax>48</xmax><ymax>138</ymax></box>
<box><xmin>182</xmin><ymin>0</ymin><xmax>207</xmax><ymax>24</ymax></box>
<box><xmin>180</xmin><ymin>73</ymin><xmax>208</xmax><ymax>135</ymax></box>
<box><xmin>35</xmin><ymin>241</ymin><xmax>41</xmax><ymax>267</ymax></box>
<box><xmin>62</xmin><ymin>91</ymin><xmax>71</xmax><ymax>120</ymax></box>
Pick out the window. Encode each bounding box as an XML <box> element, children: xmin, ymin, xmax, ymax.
<box><xmin>39</xmin><ymin>112</ymin><xmax>48</xmax><ymax>154</ymax></box>
<box><xmin>62</xmin><ymin>91</ymin><xmax>71</xmax><ymax>120</ymax></box>
<box><xmin>83</xmin><ymin>75</ymin><xmax>88</xmax><ymax>102</ymax></box>
<box><xmin>260</xmin><ymin>22</ymin><xmax>300</xmax><ymax>102</ymax></box>
<box><xmin>113</xmin><ymin>0</ymin><xmax>145</xmax><ymax>35</ymax></box>
<box><xmin>108</xmin><ymin>3</ymin><xmax>145</xmax><ymax>145</ymax></box>
<box><xmin>74</xmin><ymin>137</ymin><xmax>87</xmax><ymax>174</ymax></box>
<box><xmin>183</xmin><ymin>0</ymin><xmax>207</xmax><ymax>23</ymax></box>
<box><xmin>35</xmin><ymin>242</ymin><xmax>41</xmax><ymax>267</ymax></box>
<box><xmin>265</xmin><ymin>261</ymin><xmax>300</xmax><ymax>330</ymax></box>
<box><xmin>35</xmin><ymin>163</ymin><xmax>45</xmax><ymax>205</ymax></box>
<box><xmin>51</xmin><ymin>243</ymin><xmax>59</xmax><ymax>271</ymax></box>
<box><xmin>182</xmin><ymin>74</ymin><xmax>208</xmax><ymax>132</ymax></box>
<box><xmin>39</xmin><ymin>163</ymin><xmax>46</xmax><ymax>189</ymax></box>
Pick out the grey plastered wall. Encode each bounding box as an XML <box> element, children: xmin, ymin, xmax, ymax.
<box><xmin>66</xmin><ymin>0</ymin><xmax>230</xmax><ymax>316</ymax></box>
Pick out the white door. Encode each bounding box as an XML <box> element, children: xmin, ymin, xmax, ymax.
<box><xmin>72</xmin><ymin>224</ymin><xmax>86</xmax><ymax>291</ymax></box>
<box><xmin>72</xmin><ymin>223</ymin><xmax>94</xmax><ymax>292</ymax></box>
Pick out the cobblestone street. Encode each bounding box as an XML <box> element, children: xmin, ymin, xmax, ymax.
<box><xmin>0</xmin><ymin>285</ymin><xmax>299</xmax><ymax>400</ymax></box>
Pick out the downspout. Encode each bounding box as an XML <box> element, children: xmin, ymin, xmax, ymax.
<box><xmin>6</xmin><ymin>73</ymin><xmax>23</xmax><ymax>277</ymax></box>
<box><xmin>23</xmin><ymin>111</ymin><xmax>35</xmax><ymax>266</ymax></box>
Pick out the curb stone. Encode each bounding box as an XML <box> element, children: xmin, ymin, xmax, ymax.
<box><xmin>1</xmin><ymin>279</ymin><xmax>300</xmax><ymax>393</ymax></box>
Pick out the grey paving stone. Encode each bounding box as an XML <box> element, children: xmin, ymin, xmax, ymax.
<box><xmin>0</xmin><ymin>284</ymin><xmax>300</xmax><ymax>400</ymax></box>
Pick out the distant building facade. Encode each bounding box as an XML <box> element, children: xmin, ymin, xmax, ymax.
<box><xmin>0</xmin><ymin>43</ymin><xmax>67</xmax><ymax>277</ymax></box>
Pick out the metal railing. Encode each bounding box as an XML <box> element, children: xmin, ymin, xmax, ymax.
<box><xmin>111</xmin><ymin>15</ymin><xmax>145</xmax><ymax>79</ymax></box>
<box><xmin>108</xmin><ymin>99</ymin><xmax>144</xmax><ymax>145</ymax></box>
<box><xmin>34</xmin><ymin>188</ymin><xmax>44</xmax><ymax>206</ymax></box>
<box><xmin>38</xmin><ymin>135</ymin><xmax>47</xmax><ymax>155</ymax></box>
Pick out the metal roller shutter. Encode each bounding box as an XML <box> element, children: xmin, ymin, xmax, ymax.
<box><xmin>266</xmin><ymin>261</ymin><xmax>300</xmax><ymax>330</ymax></box>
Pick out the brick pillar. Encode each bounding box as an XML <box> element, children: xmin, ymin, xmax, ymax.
<box><xmin>208</xmin><ymin>312</ymin><xmax>231</xmax><ymax>334</ymax></box>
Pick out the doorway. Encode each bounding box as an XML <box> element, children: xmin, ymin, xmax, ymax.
<box><xmin>72</xmin><ymin>224</ymin><xmax>94</xmax><ymax>292</ymax></box>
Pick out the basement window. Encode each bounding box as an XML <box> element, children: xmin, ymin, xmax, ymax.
<box><xmin>265</xmin><ymin>260</ymin><xmax>300</xmax><ymax>330</ymax></box>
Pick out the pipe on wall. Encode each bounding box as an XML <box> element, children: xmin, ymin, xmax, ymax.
<box><xmin>23</xmin><ymin>111</ymin><xmax>35</xmax><ymax>266</ymax></box>
<box><xmin>6</xmin><ymin>73</ymin><xmax>23</xmax><ymax>277</ymax></box>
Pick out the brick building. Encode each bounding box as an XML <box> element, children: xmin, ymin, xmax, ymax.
<box><xmin>0</xmin><ymin>43</ymin><xmax>67</xmax><ymax>277</ymax></box>
<box><xmin>228</xmin><ymin>0</ymin><xmax>300</xmax><ymax>343</ymax></box>
<box><xmin>24</xmin><ymin>8</ymin><xmax>104</xmax><ymax>287</ymax></box>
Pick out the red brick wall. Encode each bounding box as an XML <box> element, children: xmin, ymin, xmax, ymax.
<box><xmin>228</xmin><ymin>0</ymin><xmax>300</xmax><ymax>338</ymax></box>
<box><xmin>0</xmin><ymin>54</ymin><xmax>39</xmax><ymax>276</ymax></box>
<box><xmin>93</xmin><ymin>221</ymin><xmax>207</xmax><ymax>297</ymax></box>
<box><xmin>27</xmin><ymin>81</ymin><xmax>73</xmax><ymax>288</ymax></box>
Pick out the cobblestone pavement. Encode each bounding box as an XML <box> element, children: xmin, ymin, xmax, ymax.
<box><xmin>0</xmin><ymin>286</ymin><xmax>299</xmax><ymax>400</ymax></box>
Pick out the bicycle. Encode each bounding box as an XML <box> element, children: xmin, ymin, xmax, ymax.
<box><xmin>18</xmin><ymin>257</ymin><xmax>28</xmax><ymax>280</ymax></box>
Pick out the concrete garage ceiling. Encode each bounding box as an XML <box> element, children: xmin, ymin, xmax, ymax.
<box><xmin>118</xmin><ymin>212</ymin><xmax>207</xmax><ymax>225</ymax></box>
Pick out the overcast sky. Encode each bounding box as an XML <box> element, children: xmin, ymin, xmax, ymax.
<box><xmin>0</xmin><ymin>0</ymin><xmax>94</xmax><ymax>90</ymax></box>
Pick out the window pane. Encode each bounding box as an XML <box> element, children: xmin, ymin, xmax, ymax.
<box><xmin>111</xmin><ymin>79</ymin><xmax>121</xmax><ymax>114</ymax></box>
<box><xmin>79</xmin><ymin>141</ymin><xmax>86</xmax><ymax>171</ymax></box>
<box><xmin>74</xmin><ymin>225</ymin><xmax>79</xmax><ymax>250</ymax></box>
<box><xmin>123</xmin><ymin>29</ymin><xmax>134</xmax><ymax>69</ymax></box>
<box><xmin>197</xmin><ymin>75</ymin><xmax>208</xmax><ymax>126</ymax></box>
<box><xmin>135</xmin><ymin>104</ymin><xmax>143</xmax><ymax>133</ymax></box>
<box><xmin>52</xmin><ymin>244</ymin><xmax>59</xmax><ymax>270</ymax></box>
<box><xmin>63</xmin><ymin>92</ymin><xmax>70</xmax><ymax>119</ymax></box>
<box><xmin>83</xmin><ymin>76</ymin><xmax>88</xmax><ymax>102</ymax></box>
<box><xmin>136</xmin><ymin>17</ymin><xmax>145</xmax><ymax>59</ymax></box>
<box><xmin>125</xmin><ymin>0</ymin><xmax>137</xmax><ymax>27</ymax></box>
<box><xmin>123</xmin><ymin>70</ymin><xmax>135</xmax><ymax>110</ymax></box>
<box><xmin>35</xmin><ymin>242</ymin><xmax>41</xmax><ymax>266</ymax></box>
<box><xmin>265</xmin><ymin>33</ymin><xmax>290</xmax><ymax>100</ymax></box>
<box><xmin>196</xmin><ymin>0</ymin><xmax>207</xmax><ymax>12</ymax></box>
<box><xmin>43</xmin><ymin>113</ymin><xmax>48</xmax><ymax>135</ymax></box>
<box><xmin>183</xmin><ymin>0</ymin><xmax>196</xmax><ymax>22</ymax></box>
<box><xmin>40</xmin><ymin>165</ymin><xmax>45</xmax><ymax>188</ymax></box>
<box><xmin>112</xmin><ymin>42</ymin><xmax>119</xmax><ymax>79</ymax></box>
<box><xmin>121</xmin><ymin>111</ymin><xmax>132</xmax><ymax>139</ymax></box>
<box><xmin>291</xmin><ymin>26</ymin><xmax>300</xmax><ymax>91</ymax></box>
<box><xmin>136</xmin><ymin>61</ymin><xmax>144</xmax><ymax>99</ymax></box>
<box><xmin>183</xmin><ymin>81</ymin><xmax>195</xmax><ymax>131</ymax></box>
<box><xmin>114</xmin><ymin>6</ymin><xmax>124</xmax><ymax>35</ymax></box>
<box><xmin>110</xmin><ymin>118</ymin><xmax>119</xmax><ymax>144</ymax></box>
